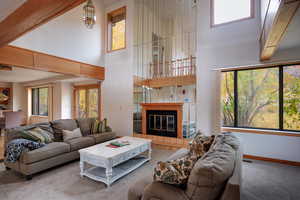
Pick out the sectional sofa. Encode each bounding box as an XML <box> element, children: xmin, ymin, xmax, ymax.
<box><xmin>4</xmin><ymin>118</ymin><xmax>116</xmax><ymax>180</ymax></box>
<box><xmin>128</xmin><ymin>132</ymin><xmax>242</xmax><ymax>200</ymax></box>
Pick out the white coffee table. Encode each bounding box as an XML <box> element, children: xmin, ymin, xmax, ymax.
<box><xmin>79</xmin><ymin>136</ymin><xmax>152</xmax><ymax>186</ymax></box>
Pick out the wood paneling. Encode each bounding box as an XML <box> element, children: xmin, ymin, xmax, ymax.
<box><xmin>133</xmin><ymin>133</ymin><xmax>190</xmax><ymax>150</ymax></box>
<box><xmin>34</xmin><ymin>53</ymin><xmax>81</xmax><ymax>75</ymax></box>
<box><xmin>222</xmin><ymin>127</ymin><xmax>300</xmax><ymax>137</ymax></box>
<box><xmin>80</xmin><ymin>64</ymin><xmax>105</xmax><ymax>80</ymax></box>
<box><xmin>244</xmin><ymin>154</ymin><xmax>300</xmax><ymax>167</ymax></box>
<box><xmin>0</xmin><ymin>46</ymin><xmax>34</xmax><ymax>68</ymax></box>
<box><xmin>0</xmin><ymin>0</ymin><xmax>86</xmax><ymax>48</ymax></box>
<box><xmin>260</xmin><ymin>0</ymin><xmax>300</xmax><ymax>60</ymax></box>
<box><xmin>0</xmin><ymin>45</ymin><xmax>105</xmax><ymax>80</ymax></box>
<box><xmin>140</xmin><ymin>103</ymin><xmax>183</xmax><ymax>139</ymax></box>
<box><xmin>135</xmin><ymin>75</ymin><xmax>196</xmax><ymax>88</ymax></box>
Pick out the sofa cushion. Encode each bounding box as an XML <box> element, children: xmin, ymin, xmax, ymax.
<box><xmin>91</xmin><ymin>132</ymin><xmax>116</xmax><ymax>144</ymax></box>
<box><xmin>51</xmin><ymin>119</ymin><xmax>78</xmax><ymax>142</ymax></box>
<box><xmin>65</xmin><ymin>136</ymin><xmax>95</xmax><ymax>151</ymax></box>
<box><xmin>186</xmin><ymin>136</ymin><xmax>236</xmax><ymax>200</ymax></box>
<box><xmin>20</xmin><ymin>142</ymin><xmax>70</xmax><ymax>164</ymax></box>
<box><xmin>62</xmin><ymin>128</ymin><xmax>82</xmax><ymax>142</ymax></box>
<box><xmin>76</xmin><ymin>118</ymin><xmax>96</xmax><ymax>136</ymax></box>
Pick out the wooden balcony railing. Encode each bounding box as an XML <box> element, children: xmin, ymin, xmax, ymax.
<box><xmin>149</xmin><ymin>56</ymin><xmax>196</xmax><ymax>79</ymax></box>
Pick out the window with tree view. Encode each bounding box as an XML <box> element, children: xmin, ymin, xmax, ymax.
<box><xmin>108</xmin><ymin>7</ymin><xmax>126</xmax><ymax>51</ymax></box>
<box><xmin>221</xmin><ymin>65</ymin><xmax>300</xmax><ymax>132</ymax></box>
<box><xmin>32</xmin><ymin>87</ymin><xmax>48</xmax><ymax>116</ymax></box>
<box><xmin>75</xmin><ymin>85</ymin><xmax>99</xmax><ymax>119</ymax></box>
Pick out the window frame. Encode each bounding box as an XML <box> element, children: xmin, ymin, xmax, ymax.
<box><xmin>221</xmin><ymin>64</ymin><xmax>300</xmax><ymax>134</ymax></box>
<box><xmin>107</xmin><ymin>6</ymin><xmax>127</xmax><ymax>53</ymax></box>
<box><xmin>31</xmin><ymin>87</ymin><xmax>49</xmax><ymax>117</ymax></box>
<box><xmin>73</xmin><ymin>84</ymin><xmax>101</xmax><ymax>119</ymax></box>
<box><xmin>211</xmin><ymin>0</ymin><xmax>255</xmax><ymax>27</ymax></box>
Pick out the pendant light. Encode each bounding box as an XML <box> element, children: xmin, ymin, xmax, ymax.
<box><xmin>83</xmin><ymin>0</ymin><xmax>96</xmax><ymax>29</ymax></box>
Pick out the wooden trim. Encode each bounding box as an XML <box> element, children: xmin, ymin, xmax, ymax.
<box><xmin>210</xmin><ymin>0</ymin><xmax>255</xmax><ymax>27</ymax></box>
<box><xmin>218</xmin><ymin>60</ymin><xmax>300</xmax><ymax>72</ymax></box>
<box><xmin>244</xmin><ymin>154</ymin><xmax>300</xmax><ymax>167</ymax></box>
<box><xmin>260</xmin><ymin>0</ymin><xmax>300</xmax><ymax>60</ymax></box>
<box><xmin>133</xmin><ymin>133</ymin><xmax>190</xmax><ymax>150</ymax></box>
<box><xmin>140</xmin><ymin>103</ymin><xmax>184</xmax><ymax>139</ymax></box>
<box><xmin>0</xmin><ymin>0</ymin><xmax>86</xmax><ymax>48</ymax></box>
<box><xmin>136</xmin><ymin>75</ymin><xmax>196</xmax><ymax>88</ymax></box>
<box><xmin>222</xmin><ymin>127</ymin><xmax>300</xmax><ymax>137</ymax></box>
<box><xmin>0</xmin><ymin>45</ymin><xmax>105</xmax><ymax>80</ymax></box>
<box><xmin>106</xmin><ymin>6</ymin><xmax>127</xmax><ymax>53</ymax></box>
<box><xmin>72</xmin><ymin>83</ymin><xmax>101</xmax><ymax>119</ymax></box>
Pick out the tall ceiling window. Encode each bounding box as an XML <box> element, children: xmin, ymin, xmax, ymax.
<box><xmin>107</xmin><ymin>7</ymin><xmax>126</xmax><ymax>52</ymax></box>
<box><xmin>212</xmin><ymin>0</ymin><xmax>253</xmax><ymax>26</ymax></box>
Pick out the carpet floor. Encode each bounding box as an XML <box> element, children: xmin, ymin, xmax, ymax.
<box><xmin>0</xmin><ymin>148</ymin><xmax>300</xmax><ymax>200</ymax></box>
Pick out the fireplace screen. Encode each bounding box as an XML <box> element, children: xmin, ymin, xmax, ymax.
<box><xmin>147</xmin><ymin>110</ymin><xmax>177</xmax><ymax>137</ymax></box>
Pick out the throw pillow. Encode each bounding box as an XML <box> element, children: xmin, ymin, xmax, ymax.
<box><xmin>188</xmin><ymin>132</ymin><xmax>215</xmax><ymax>159</ymax></box>
<box><xmin>20</xmin><ymin>130</ymin><xmax>42</xmax><ymax>143</ymax></box>
<box><xmin>62</xmin><ymin>128</ymin><xmax>82</xmax><ymax>141</ymax></box>
<box><xmin>91</xmin><ymin>120</ymin><xmax>100</xmax><ymax>134</ymax></box>
<box><xmin>30</xmin><ymin>127</ymin><xmax>54</xmax><ymax>144</ymax></box>
<box><xmin>153</xmin><ymin>155</ymin><xmax>197</xmax><ymax>187</ymax></box>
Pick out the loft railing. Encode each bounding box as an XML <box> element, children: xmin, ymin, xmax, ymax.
<box><xmin>149</xmin><ymin>56</ymin><xmax>196</xmax><ymax>79</ymax></box>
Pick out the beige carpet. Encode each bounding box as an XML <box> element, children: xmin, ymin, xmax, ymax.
<box><xmin>0</xmin><ymin>148</ymin><xmax>300</xmax><ymax>200</ymax></box>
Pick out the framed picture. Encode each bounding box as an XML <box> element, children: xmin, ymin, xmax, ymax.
<box><xmin>0</xmin><ymin>88</ymin><xmax>10</xmax><ymax>104</ymax></box>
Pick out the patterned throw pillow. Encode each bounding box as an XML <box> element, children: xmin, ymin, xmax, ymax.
<box><xmin>153</xmin><ymin>133</ymin><xmax>215</xmax><ymax>187</ymax></box>
<box><xmin>91</xmin><ymin>120</ymin><xmax>100</xmax><ymax>134</ymax></box>
<box><xmin>188</xmin><ymin>132</ymin><xmax>215</xmax><ymax>159</ymax></box>
<box><xmin>154</xmin><ymin>155</ymin><xmax>197</xmax><ymax>187</ymax></box>
<box><xmin>20</xmin><ymin>130</ymin><xmax>41</xmax><ymax>143</ymax></box>
<box><xmin>28</xmin><ymin>127</ymin><xmax>54</xmax><ymax>144</ymax></box>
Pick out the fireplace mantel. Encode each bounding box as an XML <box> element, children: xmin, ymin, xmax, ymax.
<box><xmin>140</xmin><ymin>103</ymin><xmax>183</xmax><ymax>138</ymax></box>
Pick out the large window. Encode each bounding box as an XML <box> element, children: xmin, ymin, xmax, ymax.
<box><xmin>32</xmin><ymin>87</ymin><xmax>49</xmax><ymax>116</ymax></box>
<box><xmin>74</xmin><ymin>85</ymin><xmax>99</xmax><ymax>118</ymax></box>
<box><xmin>212</xmin><ymin>0</ymin><xmax>253</xmax><ymax>26</ymax></box>
<box><xmin>107</xmin><ymin>7</ymin><xmax>126</xmax><ymax>52</ymax></box>
<box><xmin>221</xmin><ymin>65</ymin><xmax>300</xmax><ymax>132</ymax></box>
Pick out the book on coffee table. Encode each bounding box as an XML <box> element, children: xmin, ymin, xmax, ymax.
<box><xmin>106</xmin><ymin>140</ymin><xmax>130</xmax><ymax>148</ymax></box>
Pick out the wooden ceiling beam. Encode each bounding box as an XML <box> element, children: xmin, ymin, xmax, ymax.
<box><xmin>0</xmin><ymin>0</ymin><xmax>86</xmax><ymax>48</ymax></box>
<box><xmin>260</xmin><ymin>0</ymin><xmax>300</xmax><ymax>61</ymax></box>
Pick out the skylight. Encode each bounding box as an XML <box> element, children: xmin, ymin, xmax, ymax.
<box><xmin>212</xmin><ymin>0</ymin><xmax>253</xmax><ymax>26</ymax></box>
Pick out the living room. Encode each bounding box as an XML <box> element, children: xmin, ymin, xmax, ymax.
<box><xmin>0</xmin><ymin>0</ymin><xmax>300</xmax><ymax>200</ymax></box>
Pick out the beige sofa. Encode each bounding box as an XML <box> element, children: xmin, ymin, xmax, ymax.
<box><xmin>128</xmin><ymin>133</ymin><xmax>242</xmax><ymax>200</ymax></box>
<box><xmin>4</xmin><ymin>118</ymin><xmax>116</xmax><ymax>180</ymax></box>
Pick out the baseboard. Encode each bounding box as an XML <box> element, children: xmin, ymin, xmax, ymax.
<box><xmin>244</xmin><ymin>154</ymin><xmax>300</xmax><ymax>167</ymax></box>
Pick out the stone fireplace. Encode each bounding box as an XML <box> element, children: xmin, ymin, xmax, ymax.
<box><xmin>141</xmin><ymin>103</ymin><xmax>183</xmax><ymax>138</ymax></box>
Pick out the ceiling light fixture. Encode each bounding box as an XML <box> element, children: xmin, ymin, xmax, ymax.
<box><xmin>83</xmin><ymin>0</ymin><xmax>96</xmax><ymax>29</ymax></box>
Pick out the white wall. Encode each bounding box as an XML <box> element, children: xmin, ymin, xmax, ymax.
<box><xmin>12</xmin><ymin>83</ymin><xmax>26</xmax><ymax>112</ymax></box>
<box><xmin>196</xmin><ymin>0</ymin><xmax>300</xmax><ymax>162</ymax></box>
<box><xmin>10</xmin><ymin>0</ymin><xmax>105</xmax><ymax>66</ymax></box>
<box><xmin>102</xmin><ymin>0</ymin><xmax>134</xmax><ymax>136</ymax></box>
<box><xmin>60</xmin><ymin>82</ymin><xmax>72</xmax><ymax>119</ymax></box>
<box><xmin>196</xmin><ymin>0</ymin><xmax>261</xmax><ymax>134</ymax></box>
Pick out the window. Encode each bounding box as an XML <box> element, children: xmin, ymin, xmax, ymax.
<box><xmin>221</xmin><ymin>65</ymin><xmax>300</xmax><ymax>132</ymax></box>
<box><xmin>32</xmin><ymin>87</ymin><xmax>49</xmax><ymax>116</ymax></box>
<box><xmin>107</xmin><ymin>7</ymin><xmax>126</xmax><ymax>52</ymax></box>
<box><xmin>74</xmin><ymin>85</ymin><xmax>99</xmax><ymax>118</ymax></box>
<box><xmin>212</xmin><ymin>0</ymin><xmax>253</xmax><ymax>26</ymax></box>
